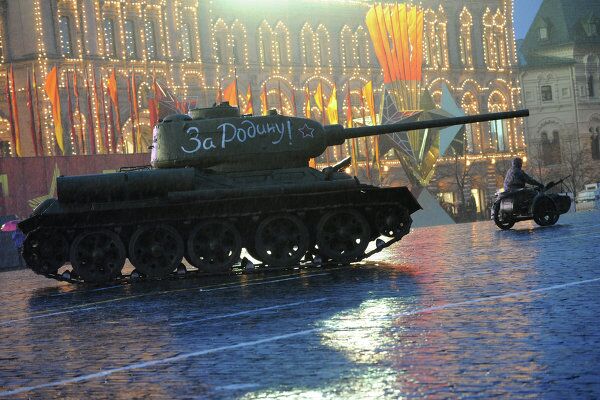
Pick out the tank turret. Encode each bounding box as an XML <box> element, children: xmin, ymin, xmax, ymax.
<box><xmin>151</xmin><ymin>102</ymin><xmax>529</xmax><ymax>171</ymax></box>
<box><xmin>19</xmin><ymin>101</ymin><xmax>531</xmax><ymax>285</ymax></box>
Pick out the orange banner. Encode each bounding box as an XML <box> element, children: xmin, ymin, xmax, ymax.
<box><xmin>223</xmin><ymin>80</ymin><xmax>238</xmax><ymax>107</ymax></box>
<box><xmin>243</xmin><ymin>84</ymin><xmax>253</xmax><ymax>114</ymax></box>
<box><xmin>260</xmin><ymin>84</ymin><xmax>268</xmax><ymax>115</ymax></box>
<box><xmin>365</xmin><ymin>6</ymin><xmax>391</xmax><ymax>83</ymax></box>
<box><xmin>366</xmin><ymin>4</ymin><xmax>424</xmax><ymax>84</ymax></box>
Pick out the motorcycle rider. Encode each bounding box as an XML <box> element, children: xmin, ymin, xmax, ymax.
<box><xmin>503</xmin><ymin>157</ymin><xmax>543</xmax><ymax>192</ymax></box>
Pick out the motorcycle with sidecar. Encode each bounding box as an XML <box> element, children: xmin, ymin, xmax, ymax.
<box><xmin>491</xmin><ymin>177</ymin><xmax>572</xmax><ymax>230</ymax></box>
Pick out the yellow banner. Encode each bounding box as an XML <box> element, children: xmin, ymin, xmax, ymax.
<box><xmin>44</xmin><ymin>66</ymin><xmax>64</xmax><ymax>154</ymax></box>
<box><xmin>326</xmin><ymin>85</ymin><xmax>338</xmax><ymax>124</ymax></box>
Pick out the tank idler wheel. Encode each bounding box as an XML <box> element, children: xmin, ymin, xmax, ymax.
<box><xmin>254</xmin><ymin>214</ymin><xmax>310</xmax><ymax>267</ymax></box>
<box><xmin>374</xmin><ymin>206</ymin><xmax>411</xmax><ymax>238</ymax></box>
<box><xmin>533</xmin><ymin>197</ymin><xmax>559</xmax><ymax>227</ymax></box>
<box><xmin>129</xmin><ymin>224</ymin><xmax>184</xmax><ymax>278</ymax></box>
<box><xmin>316</xmin><ymin>209</ymin><xmax>371</xmax><ymax>263</ymax></box>
<box><xmin>22</xmin><ymin>229</ymin><xmax>68</xmax><ymax>275</ymax></box>
<box><xmin>186</xmin><ymin>220</ymin><xmax>242</xmax><ymax>273</ymax></box>
<box><xmin>70</xmin><ymin>230</ymin><xmax>126</xmax><ymax>283</ymax></box>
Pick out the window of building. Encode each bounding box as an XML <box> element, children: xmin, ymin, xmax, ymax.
<box><xmin>145</xmin><ymin>21</ymin><xmax>157</xmax><ymax>60</ymax></box>
<box><xmin>59</xmin><ymin>16</ymin><xmax>73</xmax><ymax>57</ymax></box>
<box><xmin>232</xmin><ymin>40</ymin><xmax>240</xmax><ymax>65</ymax></box>
<box><xmin>588</xmin><ymin>75</ymin><xmax>595</xmax><ymax>97</ymax></box>
<box><xmin>539</xmin><ymin>27</ymin><xmax>548</xmax><ymax>40</ymax></box>
<box><xmin>592</xmin><ymin>134</ymin><xmax>600</xmax><ymax>160</ymax></box>
<box><xmin>260</xmin><ymin>36</ymin><xmax>270</xmax><ymax>65</ymax></box>
<box><xmin>181</xmin><ymin>23</ymin><xmax>193</xmax><ymax>61</ymax></box>
<box><xmin>341</xmin><ymin>27</ymin><xmax>354</xmax><ymax>68</ymax></box>
<box><xmin>584</xmin><ymin>21</ymin><xmax>598</xmax><ymax>37</ymax></box>
<box><xmin>490</xmin><ymin>120</ymin><xmax>506</xmax><ymax>151</ymax></box>
<box><xmin>459</xmin><ymin>8</ymin><xmax>473</xmax><ymax>68</ymax></box>
<box><xmin>591</xmin><ymin>122</ymin><xmax>600</xmax><ymax>160</ymax></box>
<box><xmin>356</xmin><ymin>28</ymin><xmax>370</xmax><ymax>66</ymax></box>
<box><xmin>424</xmin><ymin>8</ymin><xmax>448</xmax><ymax>70</ymax></box>
<box><xmin>541</xmin><ymin>130</ymin><xmax>562</xmax><ymax>165</ymax></box>
<box><xmin>273</xmin><ymin>35</ymin><xmax>286</xmax><ymax>66</ymax></box>
<box><xmin>124</xmin><ymin>19</ymin><xmax>137</xmax><ymax>59</ymax></box>
<box><xmin>315</xmin><ymin>25</ymin><xmax>330</xmax><ymax>67</ymax></box>
<box><xmin>483</xmin><ymin>10</ymin><xmax>508</xmax><ymax>70</ymax></box>
<box><xmin>104</xmin><ymin>19</ymin><xmax>117</xmax><ymax>57</ymax></box>
<box><xmin>541</xmin><ymin>85</ymin><xmax>553</xmax><ymax>101</ymax></box>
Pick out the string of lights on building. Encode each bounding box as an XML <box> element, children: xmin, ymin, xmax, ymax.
<box><xmin>0</xmin><ymin>0</ymin><xmax>525</xmax><ymax>167</ymax></box>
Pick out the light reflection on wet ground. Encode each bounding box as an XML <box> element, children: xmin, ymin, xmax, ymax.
<box><xmin>1</xmin><ymin>211</ymin><xmax>599</xmax><ymax>398</ymax></box>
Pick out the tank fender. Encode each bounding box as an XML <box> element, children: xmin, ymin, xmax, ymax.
<box><xmin>17</xmin><ymin>198</ymin><xmax>58</xmax><ymax>234</ymax></box>
<box><xmin>57</xmin><ymin>168</ymin><xmax>196</xmax><ymax>203</ymax></box>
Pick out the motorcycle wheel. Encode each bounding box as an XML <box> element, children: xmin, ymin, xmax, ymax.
<box><xmin>533</xmin><ymin>197</ymin><xmax>559</xmax><ymax>226</ymax></box>
<box><xmin>493</xmin><ymin>203</ymin><xmax>515</xmax><ymax>230</ymax></box>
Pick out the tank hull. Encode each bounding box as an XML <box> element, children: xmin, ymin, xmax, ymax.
<box><xmin>20</xmin><ymin>168</ymin><xmax>420</xmax><ymax>283</ymax></box>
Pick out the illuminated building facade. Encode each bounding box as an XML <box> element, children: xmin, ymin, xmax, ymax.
<box><xmin>0</xmin><ymin>0</ymin><xmax>524</xmax><ymax>218</ymax></box>
<box><xmin>519</xmin><ymin>0</ymin><xmax>600</xmax><ymax>188</ymax></box>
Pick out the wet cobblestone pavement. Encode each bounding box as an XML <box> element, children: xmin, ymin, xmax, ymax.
<box><xmin>1</xmin><ymin>210</ymin><xmax>600</xmax><ymax>399</ymax></box>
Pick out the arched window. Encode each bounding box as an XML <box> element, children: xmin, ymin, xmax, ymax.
<box><xmin>316</xmin><ymin>25</ymin><xmax>331</xmax><ymax>67</ymax></box>
<box><xmin>273</xmin><ymin>22</ymin><xmax>290</xmax><ymax>67</ymax></box>
<box><xmin>341</xmin><ymin>26</ymin><xmax>354</xmax><ymax>68</ymax></box>
<box><xmin>355</xmin><ymin>27</ymin><xmax>370</xmax><ymax>67</ymax></box>
<box><xmin>258</xmin><ymin>21</ymin><xmax>272</xmax><ymax>66</ymax></box>
<box><xmin>59</xmin><ymin>16</ymin><xmax>73</xmax><ymax>57</ymax></box>
<box><xmin>488</xmin><ymin>91</ymin><xmax>509</xmax><ymax>151</ymax></box>
<box><xmin>301</xmin><ymin>24</ymin><xmax>315</xmax><ymax>67</ymax></box>
<box><xmin>231</xmin><ymin>21</ymin><xmax>248</xmax><ymax>66</ymax></box>
<box><xmin>213</xmin><ymin>20</ymin><xmax>228</xmax><ymax>64</ymax></box>
<box><xmin>232</xmin><ymin>38</ymin><xmax>241</xmax><ymax>65</ymax></box>
<box><xmin>423</xmin><ymin>8</ymin><xmax>448</xmax><ymax>70</ymax></box>
<box><xmin>585</xmin><ymin>55</ymin><xmax>599</xmax><ymax>98</ymax></box>
<box><xmin>483</xmin><ymin>9</ymin><xmax>509</xmax><ymax>70</ymax></box>
<box><xmin>459</xmin><ymin>8</ymin><xmax>473</xmax><ymax>68</ymax></box>
<box><xmin>124</xmin><ymin>19</ymin><xmax>137</xmax><ymax>59</ymax></box>
<box><xmin>181</xmin><ymin>23</ymin><xmax>193</xmax><ymax>61</ymax></box>
<box><xmin>461</xmin><ymin>92</ymin><xmax>481</xmax><ymax>152</ymax></box>
<box><xmin>590</xmin><ymin>116</ymin><xmax>600</xmax><ymax>160</ymax></box>
<box><xmin>104</xmin><ymin>19</ymin><xmax>117</xmax><ymax>58</ymax></box>
<box><xmin>145</xmin><ymin>20</ymin><xmax>157</xmax><ymax>60</ymax></box>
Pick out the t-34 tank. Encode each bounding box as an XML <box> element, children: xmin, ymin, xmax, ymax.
<box><xmin>19</xmin><ymin>103</ymin><xmax>529</xmax><ymax>283</ymax></box>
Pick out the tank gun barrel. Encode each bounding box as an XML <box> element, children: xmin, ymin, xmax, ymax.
<box><xmin>324</xmin><ymin>109</ymin><xmax>529</xmax><ymax>146</ymax></box>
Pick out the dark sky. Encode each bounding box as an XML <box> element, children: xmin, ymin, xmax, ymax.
<box><xmin>514</xmin><ymin>0</ymin><xmax>543</xmax><ymax>39</ymax></box>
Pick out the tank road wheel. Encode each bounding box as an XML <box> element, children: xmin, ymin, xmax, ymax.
<box><xmin>316</xmin><ymin>209</ymin><xmax>371</xmax><ymax>263</ymax></box>
<box><xmin>22</xmin><ymin>229</ymin><xmax>68</xmax><ymax>275</ymax></box>
<box><xmin>374</xmin><ymin>206</ymin><xmax>412</xmax><ymax>238</ymax></box>
<box><xmin>186</xmin><ymin>220</ymin><xmax>242</xmax><ymax>273</ymax></box>
<box><xmin>254</xmin><ymin>214</ymin><xmax>310</xmax><ymax>267</ymax></box>
<box><xmin>70</xmin><ymin>230</ymin><xmax>126</xmax><ymax>283</ymax></box>
<box><xmin>533</xmin><ymin>197</ymin><xmax>559</xmax><ymax>227</ymax></box>
<box><xmin>129</xmin><ymin>224</ymin><xmax>184</xmax><ymax>278</ymax></box>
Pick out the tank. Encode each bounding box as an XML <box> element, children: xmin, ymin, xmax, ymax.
<box><xmin>18</xmin><ymin>103</ymin><xmax>529</xmax><ymax>283</ymax></box>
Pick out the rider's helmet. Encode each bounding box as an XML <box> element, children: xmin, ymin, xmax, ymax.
<box><xmin>512</xmin><ymin>157</ymin><xmax>523</xmax><ymax>169</ymax></box>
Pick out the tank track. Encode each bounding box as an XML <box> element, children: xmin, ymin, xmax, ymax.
<box><xmin>22</xmin><ymin>231</ymin><xmax>406</xmax><ymax>285</ymax></box>
<box><xmin>21</xmin><ymin>187</ymin><xmax>416</xmax><ymax>285</ymax></box>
